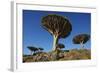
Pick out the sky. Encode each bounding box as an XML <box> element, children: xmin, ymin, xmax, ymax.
<box><xmin>23</xmin><ymin>10</ymin><xmax>91</xmax><ymax>55</ymax></box>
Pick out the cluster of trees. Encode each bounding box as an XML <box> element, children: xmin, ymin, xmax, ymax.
<box><xmin>27</xmin><ymin>14</ymin><xmax>90</xmax><ymax>56</ymax></box>
<box><xmin>41</xmin><ymin>14</ymin><xmax>90</xmax><ymax>51</ymax></box>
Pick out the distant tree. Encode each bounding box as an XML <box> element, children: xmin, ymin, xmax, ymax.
<box><xmin>27</xmin><ymin>46</ymin><xmax>38</xmax><ymax>55</ymax></box>
<box><xmin>38</xmin><ymin>48</ymin><xmax>44</xmax><ymax>51</ymax></box>
<box><xmin>38</xmin><ymin>48</ymin><xmax>44</xmax><ymax>52</ymax></box>
<box><xmin>73</xmin><ymin>34</ymin><xmax>90</xmax><ymax>49</ymax></box>
<box><xmin>41</xmin><ymin>14</ymin><xmax>72</xmax><ymax>50</ymax></box>
<box><xmin>56</xmin><ymin>43</ymin><xmax>65</xmax><ymax>50</ymax></box>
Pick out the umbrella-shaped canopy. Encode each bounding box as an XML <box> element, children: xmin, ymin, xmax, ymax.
<box><xmin>73</xmin><ymin>34</ymin><xmax>90</xmax><ymax>44</ymax></box>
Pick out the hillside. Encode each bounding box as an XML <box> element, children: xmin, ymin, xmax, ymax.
<box><xmin>23</xmin><ymin>49</ymin><xmax>91</xmax><ymax>62</ymax></box>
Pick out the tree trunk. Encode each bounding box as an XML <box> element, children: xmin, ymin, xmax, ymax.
<box><xmin>30</xmin><ymin>51</ymin><xmax>33</xmax><ymax>56</ymax></box>
<box><xmin>80</xmin><ymin>41</ymin><xmax>84</xmax><ymax>49</ymax></box>
<box><xmin>52</xmin><ymin>35</ymin><xmax>58</xmax><ymax>50</ymax></box>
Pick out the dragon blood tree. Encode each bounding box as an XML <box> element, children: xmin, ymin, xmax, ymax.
<box><xmin>56</xmin><ymin>43</ymin><xmax>65</xmax><ymax>50</ymax></box>
<box><xmin>27</xmin><ymin>46</ymin><xmax>38</xmax><ymax>55</ymax></box>
<box><xmin>41</xmin><ymin>14</ymin><xmax>72</xmax><ymax>50</ymax></box>
<box><xmin>73</xmin><ymin>34</ymin><xmax>90</xmax><ymax>49</ymax></box>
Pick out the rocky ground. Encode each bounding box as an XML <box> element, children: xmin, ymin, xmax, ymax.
<box><xmin>23</xmin><ymin>49</ymin><xmax>91</xmax><ymax>63</ymax></box>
